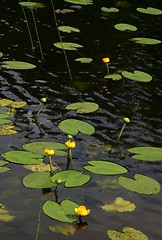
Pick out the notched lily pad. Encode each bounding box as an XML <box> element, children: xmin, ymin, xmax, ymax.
<box><xmin>128</xmin><ymin>147</ymin><xmax>162</xmax><ymax>161</ymax></box>
<box><xmin>54</xmin><ymin>42</ymin><xmax>83</xmax><ymax>50</ymax></box>
<box><xmin>131</xmin><ymin>37</ymin><xmax>161</xmax><ymax>45</ymax></box>
<box><xmin>0</xmin><ymin>166</ymin><xmax>11</xmax><ymax>173</ymax></box>
<box><xmin>122</xmin><ymin>70</ymin><xmax>152</xmax><ymax>82</ymax></box>
<box><xmin>58</xmin><ymin>26</ymin><xmax>80</xmax><ymax>33</ymax></box>
<box><xmin>101</xmin><ymin>197</ymin><xmax>136</xmax><ymax>212</ymax></box>
<box><xmin>137</xmin><ymin>7</ymin><xmax>162</xmax><ymax>15</ymax></box>
<box><xmin>66</xmin><ymin>102</ymin><xmax>99</xmax><ymax>113</ymax></box>
<box><xmin>1</xmin><ymin>61</ymin><xmax>36</xmax><ymax>70</ymax></box>
<box><xmin>75</xmin><ymin>58</ymin><xmax>93</xmax><ymax>63</ymax></box>
<box><xmin>118</xmin><ymin>174</ymin><xmax>161</xmax><ymax>194</ymax></box>
<box><xmin>115</xmin><ymin>23</ymin><xmax>137</xmax><ymax>31</ymax></box>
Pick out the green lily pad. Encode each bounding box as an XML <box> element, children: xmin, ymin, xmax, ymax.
<box><xmin>118</xmin><ymin>174</ymin><xmax>161</xmax><ymax>194</ymax></box>
<box><xmin>64</xmin><ymin>0</ymin><xmax>92</xmax><ymax>5</ymax></box>
<box><xmin>54</xmin><ymin>42</ymin><xmax>83</xmax><ymax>51</ymax></box>
<box><xmin>122</xmin><ymin>70</ymin><xmax>152</xmax><ymax>82</ymax></box>
<box><xmin>107</xmin><ymin>227</ymin><xmax>149</xmax><ymax>240</ymax></box>
<box><xmin>52</xmin><ymin>170</ymin><xmax>90</xmax><ymax>187</ymax></box>
<box><xmin>101</xmin><ymin>7</ymin><xmax>119</xmax><ymax>13</ymax></box>
<box><xmin>23</xmin><ymin>142</ymin><xmax>67</xmax><ymax>156</ymax></box>
<box><xmin>23</xmin><ymin>171</ymin><xmax>56</xmax><ymax>188</ymax></box>
<box><xmin>0</xmin><ymin>52</ymin><xmax>3</xmax><ymax>58</ymax></box>
<box><xmin>0</xmin><ymin>166</ymin><xmax>10</xmax><ymax>173</ymax></box>
<box><xmin>75</xmin><ymin>58</ymin><xmax>93</xmax><ymax>63</ymax></box>
<box><xmin>43</xmin><ymin>199</ymin><xmax>79</xmax><ymax>223</ymax></box>
<box><xmin>59</xmin><ymin>119</ymin><xmax>95</xmax><ymax>135</ymax></box>
<box><xmin>0</xmin><ymin>160</ymin><xmax>8</xmax><ymax>167</ymax></box>
<box><xmin>58</xmin><ymin>26</ymin><xmax>80</xmax><ymax>33</ymax></box>
<box><xmin>66</xmin><ymin>102</ymin><xmax>99</xmax><ymax>113</ymax></box>
<box><xmin>1</xmin><ymin>61</ymin><xmax>36</xmax><ymax>70</ymax></box>
<box><xmin>131</xmin><ymin>37</ymin><xmax>161</xmax><ymax>45</ymax></box>
<box><xmin>84</xmin><ymin>160</ymin><xmax>128</xmax><ymax>175</ymax></box>
<box><xmin>0</xmin><ymin>113</ymin><xmax>12</xmax><ymax>125</ymax></box>
<box><xmin>19</xmin><ymin>2</ymin><xmax>45</xmax><ymax>8</ymax></box>
<box><xmin>137</xmin><ymin>7</ymin><xmax>162</xmax><ymax>15</ymax></box>
<box><xmin>1</xmin><ymin>151</ymin><xmax>43</xmax><ymax>165</ymax></box>
<box><xmin>104</xmin><ymin>74</ymin><xmax>122</xmax><ymax>80</ymax></box>
<box><xmin>128</xmin><ymin>147</ymin><xmax>162</xmax><ymax>161</ymax></box>
<box><xmin>115</xmin><ymin>23</ymin><xmax>137</xmax><ymax>31</ymax></box>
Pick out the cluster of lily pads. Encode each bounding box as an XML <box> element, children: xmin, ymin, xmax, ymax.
<box><xmin>1</xmin><ymin>0</ymin><xmax>162</xmax><ymax>239</ymax></box>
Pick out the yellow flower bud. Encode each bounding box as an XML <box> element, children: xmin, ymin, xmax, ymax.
<box><xmin>75</xmin><ymin>205</ymin><xmax>90</xmax><ymax>216</ymax></box>
<box><xmin>123</xmin><ymin>117</ymin><xmax>130</xmax><ymax>123</ymax></box>
<box><xmin>65</xmin><ymin>140</ymin><xmax>76</xmax><ymax>149</ymax></box>
<box><xmin>41</xmin><ymin>97</ymin><xmax>47</xmax><ymax>103</ymax></box>
<box><xmin>44</xmin><ymin>148</ymin><xmax>55</xmax><ymax>156</ymax></box>
<box><xmin>102</xmin><ymin>57</ymin><xmax>110</xmax><ymax>63</ymax></box>
<box><xmin>67</xmin><ymin>134</ymin><xmax>73</xmax><ymax>140</ymax></box>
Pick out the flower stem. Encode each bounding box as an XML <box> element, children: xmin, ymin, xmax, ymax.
<box><xmin>66</xmin><ymin>148</ymin><xmax>72</xmax><ymax>170</ymax></box>
<box><xmin>116</xmin><ymin>122</ymin><xmax>127</xmax><ymax>143</ymax></box>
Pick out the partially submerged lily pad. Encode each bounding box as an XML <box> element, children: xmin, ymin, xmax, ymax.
<box><xmin>137</xmin><ymin>7</ymin><xmax>162</xmax><ymax>15</ymax></box>
<box><xmin>0</xmin><ymin>99</ymin><xmax>13</xmax><ymax>107</ymax></box>
<box><xmin>0</xmin><ymin>166</ymin><xmax>11</xmax><ymax>173</ymax></box>
<box><xmin>118</xmin><ymin>174</ymin><xmax>161</xmax><ymax>194</ymax></box>
<box><xmin>128</xmin><ymin>147</ymin><xmax>162</xmax><ymax>161</ymax></box>
<box><xmin>1</xmin><ymin>61</ymin><xmax>36</xmax><ymax>70</ymax></box>
<box><xmin>19</xmin><ymin>2</ymin><xmax>45</xmax><ymax>8</ymax></box>
<box><xmin>0</xmin><ymin>203</ymin><xmax>15</xmax><ymax>222</ymax></box>
<box><xmin>122</xmin><ymin>70</ymin><xmax>152</xmax><ymax>82</ymax></box>
<box><xmin>0</xmin><ymin>125</ymin><xmax>17</xmax><ymax>135</ymax></box>
<box><xmin>0</xmin><ymin>114</ymin><xmax>12</xmax><ymax>125</ymax></box>
<box><xmin>114</xmin><ymin>23</ymin><xmax>137</xmax><ymax>31</ymax></box>
<box><xmin>101</xmin><ymin>197</ymin><xmax>136</xmax><ymax>212</ymax></box>
<box><xmin>66</xmin><ymin>102</ymin><xmax>99</xmax><ymax>113</ymax></box>
<box><xmin>131</xmin><ymin>37</ymin><xmax>161</xmax><ymax>45</ymax></box>
<box><xmin>24</xmin><ymin>162</ymin><xmax>57</xmax><ymax>172</ymax></box>
<box><xmin>54</xmin><ymin>42</ymin><xmax>83</xmax><ymax>50</ymax></box>
<box><xmin>104</xmin><ymin>74</ymin><xmax>122</xmax><ymax>81</ymax></box>
<box><xmin>101</xmin><ymin>7</ymin><xmax>119</xmax><ymax>13</ymax></box>
<box><xmin>58</xmin><ymin>26</ymin><xmax>80</xmax><ymax>33</ymax></box>
<box><xmin>75</xmin><ymin>58</ymin><xmax>93</xmax><ymax>63</ymax></box>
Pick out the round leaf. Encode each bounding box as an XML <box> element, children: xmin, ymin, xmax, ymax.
<box><xmin>1</xmin><ymin>61</ymin><xmax>36</xmax><ymax>70</ymax></box>
<box><xmin>58</xmin><ymin>119</ymin><xmax>95</xmax><ymax>135</ymax></box>
<box><xmin>131</xmin><ymin>37</ymin><xmax>161</xmax><ymax>45</ymax></box>
<box><xmin>137</xmin><ymin>7</ymin><xmax>162</xmax><ymax>15</ymax></box>
<box><xmin>23</xmin><ymin>172</ymin><xmax>56</xmax><ymax>188</ymax></box>
<box><xmin>84</xmin><ymin>160</ymin><xmax>128</xmax><ymax>175</ymax></box>
<box><xmin>122</xmin><ymin>70</ymin><xmax>152</xmax><ymax>82</ymax></box>
<box><xmin>118</xmin><ymin>174</ymin><xmax>161</xmax><ymax>194</ymax></box>
<box><xmin>66</xmin><ymin>102</ymin><xmax>99</xmax><ymax>113</ymax></box>
<box><xmin>54</xmin><ymin>42</ymin><xmax>83</xmax><ymax>51</ymax></box>
<box><xmin>58</xmin><ymin>26</ymin><xmax>80</xmax><ymax>33</ymax></box>
<box><xmin>115</xmin><ymin>23</ymin><xmax>137</xmax><ymax>31</ymax></box>
<box><xmin>128</xmin><ymin>147</ymin><xmax>162</xmax><ymax>161</ymax></box>
<box><xmin>104</xmin><ymin>74</ymin><xmax>122</xmax><ymax>80</ymax></box>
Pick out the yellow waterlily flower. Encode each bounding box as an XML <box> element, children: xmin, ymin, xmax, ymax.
<box><xmin>102</xmin><ymin>57</ymin><xmax>110</xmax><ymax>63</ymax></box>
<box><xmin>65</xmin><ymin>140</ymin><xmax>76</xmax><ymax>149</ymax></box>
<box><xmin>75</xmin><ymin>205</ymin><xmax>90</xmax><ymax>216</ymax></box>
<box><xmin>44</xmin><ymin>149</ymin><xmax>55</xmax><ymax>156</ymax></box>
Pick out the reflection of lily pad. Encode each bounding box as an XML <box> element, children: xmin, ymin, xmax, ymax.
<box><xmin>64</xmin><ymin>0</ymin><xmax>92</xmax><ymax>5</ymax></box>
<box><xmin>101</xmin><ymin>197</ymin><xmax>136</xmax><ymax>212</ymax></box>
<box><xmin>115</xmin><ymin>23</ymin><xmax>137</xmax><ymax>31</ymax></box>
<box><xmin>118</xmin><ymin>174</ymin><xmax>161</xmax><ymax>194</ymax></box>
<box><xmin>23</xmin><ymin>172</ymin><xmax>56</xmax><ymax>188</ymax></box>
<box><xmin>137</xmin><ymin>7</ymin><xmax>162</xmax><ymax>15</ymax></box>
<box><xmin>49</xmin><ymin>224</ymin><xmax>75</xmax><ymax>236</ymax></box>
<box><xmin>19</xmin><ymin>2</ymin><xmax>45</xmax><ymax>8</ymax></box>
<box><xmin>43</xmin><ymin>199</ymin><xmax>79</xmax><ymax>223</ymax></box>
<box><xmin>108</xmin><ymin>227</ymin><xmax>149</xmax><ymax>240</ymax></box>
<box><xmin>0</xmin><ymin>125</ymin><xmax>16</xmax><ymax>135</ymax></box>
<box><xmin>122</xmin><ymin>70</ymin><xmax>152</xmax><ymax>82</ymax></box>
<box><xmin>58</xmin><ymin>26</ymin><xmax>80</xmax><ymax>33</ymax></box>
<box><xmin>101</xmin><ymin>7</ymin><xmax>119</xmax><ymax>13</ymax></box>
<box><xmin>131</xmin><ymin>37</ymin><xmax>161</xmax><ymax>45</ymax></box>
<box><xmin>54</xmin><ymin>42</ymin><xmax>83</xmax><ymax>50</ymax></box>
<box><xmin>1</xmin><ymin>61</ymin><xmax>36</xmax><ymax>70</ymax></box>
<box><xmin>59</xmin><ymin>119</ymin><xmax>95</xmax><ymax>135</ymax></box>
<box><xmin>24</xmin><ymin>162</ymin><xmax>57</xmax><ymax>172</ymax></box>
<box><xmin>104</xmin><ymin>74</ymin><xmax>122</xmax><ymax>80</ymax></box>
<box><xmin>84</xmin><ymin>160</ymin><xmax>128</xmax><ymax>175</ymax></box>
<box><xmin>66</xmin><ymin>102</ymin><xmax>99</xmax><ymax>113</ymax></box>
<box><xmin>75</xmin><ymin>58</ymin><xmax>93</xmax><ymax>63</ymax></box>
<box><xmin>128</xmin><ymin>147</ymin><xmax>162</xmax><ymax>161</ymax></box>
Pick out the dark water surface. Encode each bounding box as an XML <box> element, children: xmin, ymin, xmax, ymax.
<box><xmin>0</xmin><ymin>0</ymin><xmax>162</xmax><ymax>239</ymax></box>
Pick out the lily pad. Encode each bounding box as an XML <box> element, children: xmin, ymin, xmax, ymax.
<box><xmin>101</xmin><ymin>197</ymin><xmax>136</xmax><ymax>212</ymax></box>
<box><xmin>84</xmin><ymin>160</ymin><xmax>128</xmax><ymax>175</ymax></box>
<box><xmin>122</xmin><ymin>70</ymin><xmax>152</xmax><ymax>82</ymax></box>
<box><xmin>107</xmin><ymin>227</ymin><xmax>149</xmax><ymax>240</ymax></box>
<box><xmin>64</xmin><ymin>0</ymin><xmax>93</xmax><ymax>5</ymax></box>
<box><xmin>0</xmin><ymin>125</ymin><xmax>17</xmax><ymax>135</ymax></box>
<box><xmin>0</xmin><ymin>166</ymin><xmax>11</xmax><ymax>173</ymax></box>
<box><xmin>75</xmin><ymin>58</ymin><xmax>93</xmax><ymax>63</ymax></box>
<box><xmin>128</xmin><ymin>147</ymin><xmax>162</xmax><ymax>161</ymax></box>
<box><xmin>118</xmin><ymin>174</ymin><xmax>161</xmax><ymax>194</ymax></box>
<box><xmin>1</xmin><ymin>61</ymin><xmax>36</xmax><ymax>70</ymax></box>
<box><xmin>54</xmin><ymin>42</ymin><xmax>83</xmax><ymax>50</ymax></box>
<box><xmin>23</xmin><ymin>142</ymin><xmax>67</xmax><ymax>156</ymax></box>
<box><xmin>104</xmin><ymin>74</ymin><xmax>122</xmax><ymax>80</ymax></box>
<box><xmin>58</xmin><ymin>119</ymin><xmax>95</xmax><ymax>135</ymax></box>
<box><xmin>114</xmin><ymin>23</ymin><xmax>137</xmax><ymax>31</ymax></box>
<box><xmin>0</xmin><ymin>114</ymin><xmax>12</xmax><ymax>125</ymax></box>
<box><xmin>19</xmin><ymin>2</ymin><xmax>45</xmax><ymax>8</ymax></box>
<box><xmin>43</xmin><ymin>199</ymin><xmax>79</xmax><ymax>222</ymax></box>
<box><xmin>137</xmin><ymin>7</ymin><xmax>162</xmax><ymax>15</ymax></box>
<box><xmin>66</xmin><ymin>102</ymin><xmax>99</xmax><ymax>113</ymax></box>
<box><xmin>101</xmin><ymin>7</ymin><xmax>119</xmax><ymax>13</ymax></box>
<box><xmin>58</xmin><ymin>26</ymin><xmax>80</xmax><ymax>33</ymax></box>
<box><xmin>0</xmin><ymin>203</ymin><xmax>15</xmax><ymax>222</ymax></box>
<box><xmin>52</xmin><ymin>170</ymin><xmax>90</xmax><ymax>187</ymax></box>
<box><xmin>131</xmin><ymin>37</ymin><xmax>161</xmax><ymax>45</ymax></box>
<box><xmin>1</xmin><ymin>151</ymin><xmax>43</xmax><ymax>165</ymax></box>
<box><xmin>11</xmin><ymin>101</ymin><xmax>26</xmax><ymax>109</ymax></box>
<box><xmin>0</xmin><ymin>160</ymin><xmax>8</xmax><ymax>167</ymax></box>
<box><xmin>0</xmin><ymin>52</ymin><xmax>3</xmax><ymax>58</ymax></box>
<box><xmin>23</xmin><ymin>171</ymin><xmax>56</xmax><ymax>188</ymax></box>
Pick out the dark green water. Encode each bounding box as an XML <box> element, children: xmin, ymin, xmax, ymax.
<box><xmin>0</xmin><ymin>0</ymin><xmax>162</xmax><ymax>239</ymax></box>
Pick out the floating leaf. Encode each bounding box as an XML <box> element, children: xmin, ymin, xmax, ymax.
<box><xmin>23</xmin><ymin>141</ymin><xmax>67</xmax><ymax>156</ymax></box>
<box><xmin>23</xmin><ymin>171</ymin><xmax>56</xmax><ymax>188</ymax></box>
<box><xmin>0</xmin><ymin>160</ymin><xmax>8</xmax><ymax>167</ymax></box>
<box><xmin>0</xmin><ymin>125</ymin><xmax>16</xmax><ymax>135</ymax></box>
<box><xmin>59</xmin><ymin>119</ymin><xmax>95</xmax><ymax>135</ymax></box>
<box><xmin>0</xmin><ymin>166</ymin><xmax>11</xmax><ymax>173</ymax></box>
<box><xmin>84</xmin><ymin>160</ymin><xmax>128</xmax><ymax>175</ymax></box>
<box><xmin>66</xmin><ymin>102</ymin><xmax>99</xmax><ymax>113</ymax></box>
<box><xmin>49</xmin><ymin>224</ymin><xmax>75</xmax><ymax>236</ymax></box>
<box><xmin>107</xmin><ymin>227</ymin><xmax>149</xmax><ymax>240</ymax></box>
<box><xmin>24</xmin><ymin>162</ymin><xmax>57</xmax><ymax>172</ymax></box>
<box><xmin>58</xmin><ymin>26</ymin><xmax>80</xmax><ymax>33</ymax></box>
<box><xmin>115</xmin><ymin>23</ymin><xmax>137</xmax><ymax>31</ymax></box>
<box><xmin>0</xmin><ymin>99</ymin><xmax>13</xmax><ymax>107</ymax></box>
<box><xmin>131</xmin><ymin>37</ymin><xmax>161</xmax><ymax>45</ymax></box>
<box><xmin>1</xmin><ymin>151</ymin><xmax>43</xmax><ymax>165</ymax></box>
<box><xmin>11</xmin><ymin>101</ymin><xmax>26</xmax><ymax>109</ymax></box>
<box><xmin>96</xmin><ymin>178</ymin><xmax>119</xmax><ymax>189</ymax></box>
<box><xmin>0</xmin><ymin>114</ymin><xmax>12</xmax><ymax>125</ymax></box>
<box><xmin>0</xmin><ymin>52</ymin><xmax>3</xmax><ymax>58</ymax></box>
<box><xmin>101</xmin><ymin>7</ymin><xmax>119</xmax><ymax>13</ymax></box>
<box><xmin>75</xmin><ymin>58</ymin><xmax>93</xmax><ymax>63</ymax></box>
<box><xmin>0</xmin><ymin>203</ymin><xmax>15</xmax><ymax>222</ymax></box>
<box><xmin>64</xmin><ymin>0</ymin><xmax>93</xmax><ymax>5</ymax></box>
<box><xmin>19</xmin><ymin>2</ymin><xmax>45</xmax><ymax>8</ymax></box>
<box><xmin>104</xmin><ymin>74</ymin><xmax>122</xmax><ymax>81</ymax></box>
<box><xmin>43</xmin><ymin>199</ymin><xmax>79</xmax><ymax>223</ymax></box>
<box><xmin>54</xmin><ymin>42</ymin><xmax>83</xmax><ymax>50</ymax></box>
<box><xmin>1</xmin><ymin>61</ymin><xmax>36</xmax><ymax>70</ymax></box>
<box><xmin>128</xmin><ymin>147</ymin><xmax>162</xmax><ymax>161</ymax></box>
<box><xmin>55</xmin><ymin>9</ymin><xmax>74</xmax><ymax>14</ymax></box>
<box><xmin>122</xmin><ymin>70</ymin><xmax>152</xmax><ymax>82</ymax></box>
<box><xmin>118</xmin><ymin>174</ymin><xmax>161</xmax><ymax>194</ymax></box>
<box><xmin>137</xmin><ymin>7</ymin><xmax>162</xmax><ymax>15</ymax></box>
<box><xmin>52</xmin><ymin>170</ymin><xmax>90</xmax><ymax>187</ymax></box>
<box><xmin>101</xmin><ymin>197</ymin><xmax>136</xmax><ymax>212</ymax></box>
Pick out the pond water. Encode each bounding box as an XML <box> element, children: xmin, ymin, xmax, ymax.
<box><xmin>0</xmin><ymin>0</ymin><xmax>162</xmax><ymax>239</ymax></box>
